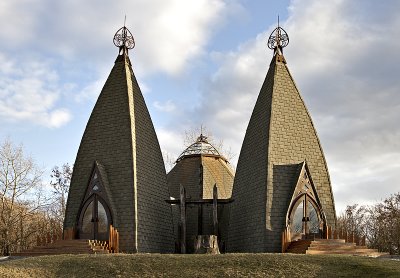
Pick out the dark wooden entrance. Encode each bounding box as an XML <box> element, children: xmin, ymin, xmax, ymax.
<box><xmin>166</xmin><ymin>184</ymin><xmax>233</xmax><ymax>253</ymax></box>
<box><xmin>79</xmin><ymin>194</ymin><xmax>111</xmax><ymax>240</ymax></box>
<box><xmin>77</xmin><ymin>163</ymin><xmax>113</xmax><ymax>241</ymax></box>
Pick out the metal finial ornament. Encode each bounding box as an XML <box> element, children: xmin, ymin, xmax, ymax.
<box><xmin>113</xmin><ymin>23</ymin><xmax>135</xmax><ymax>54</ymax></box>
<box><xmin>267</xmin><ymin>16</ymin><xmax>289</xmax><ymax>52</ymax></box>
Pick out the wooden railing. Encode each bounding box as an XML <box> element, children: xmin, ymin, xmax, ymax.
<box><xmin>325</xmin><ymin>226</ymin><xmax>366</xmax><ymax>246</ymax></box>
<box><xmin>108</xmin><ymin>225</ymin><xmax>119</xmax><ymax>253</ymax></box>
<box><xmin>36</xmin><ymin>230</ymin><xmax>63</xmax><ymax>247</ymax></box>
<box><xmin>63</xmin><ymin>227</ymin><xmax>76</xmax><ymax>240</ymax></box>
<box><xmin>282</xmin><ymin>224</ymin><xmax>367</xmax><ymax>253</ymax></box>
<box><xmin>62</xmin><ymin>225</ymin><xmax>119</xmax><ymax>253</ymax></box>
<box><xmin>281</xmin><ymin>225</ymin><xmax>291</xmax><ymax>253</ymax></box>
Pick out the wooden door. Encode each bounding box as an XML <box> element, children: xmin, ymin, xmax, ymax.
<box><xmin>79</xmin><ymin>195</ymin><xmax>110</xmax><ymax>240</ymax></box>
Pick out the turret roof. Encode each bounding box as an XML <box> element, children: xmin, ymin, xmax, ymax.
<box><xmin>176</xmin><ymin>134</ymin><xmax>225</xmax><ymax>163</ymax></box>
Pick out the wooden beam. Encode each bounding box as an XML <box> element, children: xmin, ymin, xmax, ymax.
<box><xmin>198</xmin><ymin>164</ymin><xmax>203</xmax><ymax>236</ymax></box>
<box><xmin>213</xmin><ymin>184</ymin><xmax>218</xmax><ymax>236</ymax></box>
<box><xmin>166</xmin><ymin>199</ymin><xmax>233</xmax><ymax>204</ymax></box>
<box><xmin>179</xmin><ymin>184</ymin><xmax>186</xmax><ymax>254</ymax></box>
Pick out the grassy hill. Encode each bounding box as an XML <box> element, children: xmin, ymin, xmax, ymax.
<box><xmin>1</xmin><ymin>253</ymin><xmax>399</xmax><ymax>277</ymax></box>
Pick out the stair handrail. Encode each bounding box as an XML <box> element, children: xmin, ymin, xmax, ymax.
<box><xmin>281</xmin><ymin>225</ymin><xmax>291</xmax><ymax>253</ymax></box>
<box><xmin>327</xmin><ymin>226</ymin><xmax>367</xmax><ymax>246</ymax></box>
<box><xmin>63</xmin><ymin>227</ymin><xmax>76</xmax><ymax>240</ymax></box>
<box><xmin>109</xmin><ymin>225</ymin><xmax>119</xmax><ymax>253</ymax></box>
<box><xmin>36</xmin><ymin>229</ymin><xmax>63</xmax><ymax>247</ymax></box>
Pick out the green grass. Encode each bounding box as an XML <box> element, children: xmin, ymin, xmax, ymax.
<box><xmin>1</xmin><ymin>253</ymin><xmax>399</xmax><ymax>278</ymax></box>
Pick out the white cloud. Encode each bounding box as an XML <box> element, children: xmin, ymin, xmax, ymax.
<box><xmin>282</xmin><ymin>0</ymin><xmax>400</xmax><ymax>212</ymax></box>
<box><xmin>157</xmin><ymin>128</ymin><xmax>185</xmax><ymax>163</ymax></box>
<box><xmin>160</xmin><ymin>0</ymin><xmax>400</xmax><ymax>213</ymax></box>
<box><xmin>153</xmin><ymin>100</ymin><xmax>176</xmax><ymax>113</ymax></box>
<box><xmin>0</xmin><ymin>0</ymin><xmax>234</xmax><ymax>130</ymax></box>
<box><xmin>0</xmin><ymin>54</ymin><xmax>72</xmax><ymax>128</ymax></box>
<box><xmin>0</xmin><ymin>0</ymin><xmax>229</xmax><ymax>77</ymax></box>
<box><xmin>47</xmin><ymin>109</ymin><xmax>72</xmax><ymax>128</ymax></box>
<box><xmin>74</xmin><ymin>79</ymin><xmax>104</xmax><ymax>103</ymax></box>
<box><xmin>135</xmin><ymin>0</ymin><xmax>226</xmax><ymax>75</ymax></box>
<box><xmin>2</xmin><ymin>0</ymin><xmax>398</xmax><ymax>214</ymax></box>
<box><xmin>184</xmin><ymin>31</ymin><xmax>270</xmax><ymax>163</ymax></box>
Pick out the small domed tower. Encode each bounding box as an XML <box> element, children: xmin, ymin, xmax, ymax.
<box><xmin>167</xmin><ymin>134</ymin><xmax>235</xmax><ymax>253</ymax></box>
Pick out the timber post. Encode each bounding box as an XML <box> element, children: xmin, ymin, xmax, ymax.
<box><xmin>213</xmin><ymin>184</ymin><xmax>218</xmax><ymax>236</ymax></box>
<box><xmin>198</xmin><ymin>164</ymin><xmax>203</xmax><ymax>235</ymax></box>
<box><xmin>179</xmin><ymin>184</ymin><xmax>186</xmax><ymax>254</ymax></box>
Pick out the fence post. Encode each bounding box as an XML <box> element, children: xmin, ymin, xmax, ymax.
<box><xmin>282</xmin><ymin>226</ymin><xmax>290</xmax><ymax>253</ymax></box>
<box><xmin>116</xmin><ymin>229</ymin><xmax>119</xmax><ymax>253</ymax></box>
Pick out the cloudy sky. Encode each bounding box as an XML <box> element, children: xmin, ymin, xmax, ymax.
<box><xmin>1</xmin><ymin>0</ymin><xmax>399</xmax><ymax>214</ymax></box>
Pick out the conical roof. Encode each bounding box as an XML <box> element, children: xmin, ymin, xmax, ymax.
<box><xmin>64</xmin><ymin>26</ymin><xmax>174</xmax><ymax>253</ymax></box>
<box><xmin>228</xmin><ymin>28</ymin><xmax>336</xmax><ymax>253</ymax></box>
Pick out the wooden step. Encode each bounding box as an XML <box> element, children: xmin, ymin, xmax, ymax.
<box><xmin>11</xmin><ymin>239</ymin><xmax>106</xmax><ymax>257</ymax></box>
<box><xmin>12</xmin><ymin>250</ymin><xmax>95</xmax><ymax>256</ymax></box>
<box><xmin>308</xmin><ymin>245</ymin><xmax>356</xmax><ymax>250</ymax></box>
<box><xmin>286</xmin><ymin>238</ymin><xmax>388</xmax><ymax>257</ymax></box>
<box><xmin>312</xmin><ymin>239</ymin><xmax>346</xmax><ymax>244</ymax></box>
<box><xmin>285</xmin><ymin>240</ymin><xmax>312</xmax><ymax>254</ymax></box>
<box><xmin>306</xmin><ymin>249</ymin><xmax>382</xmax><ymax>256</ymax></box>
<box><xmin>289</xmin><ymin>240</ymin><xmax>312</xmax><ymax>246</ymax></box>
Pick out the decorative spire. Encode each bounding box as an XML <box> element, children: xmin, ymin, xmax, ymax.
<box><xmin>198</xmin><ymin>124</ymin><xmax>208</xmax><ymax>143</ymax></box>
<box><xmin>197</xmin><ymin>133</ymin><xmax>209</xmax><ymax>143</ymax></box>
<box><xmin>113</xmin><ymin>17</ymin><xmax>135</xmax><ymax>55</ymax></box>
<box><xmin>267</xmin><ymin>16</ymin><xmax>289</xmax><ymax>54</ymax></box>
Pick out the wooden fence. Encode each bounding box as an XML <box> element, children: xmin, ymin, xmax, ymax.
<box><xmin>325</xmin><ymin>226</ymin><xmax>366</xmax><ymax>246</ymax></box>
<box><xmin>63</xmin><ymin>227</ymin><xmax>75</xmax><ymax>240</ymax></box>
<box><xmin>62</xmin><ymin>225</ymin><xmax>119</xmax><ymax>253</ymax></box>
<box><xmin>36</xmin><ymin>230</ymin><xmax>63</xmax><ymax>247</ymax></box>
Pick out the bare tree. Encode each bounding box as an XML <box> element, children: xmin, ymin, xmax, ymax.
<box><xmin>0</xmin><ymin>139</ymin><xmax>44</xmax><ymax>255</ymax></box>
<box><xmin>336</xmin><ymin>204</ymin><xmax>368</xmax><ymax>243</ymax></box>
<box><xmin>50</xmin><ymin>163</ymin><xmax>72</xmax><ymax>227</ymax></box>
<box><xmin>162</xmin><ymin>151</ymin><xmax>176</xmax><ymax>173</ymax></box>
<box><xmin>367</xmin><ymin>193</ymin><xmax>400</xmax><ymax>254</ymax></box>
<box><xmin>337</xmin><ymin>192</ymin><xmax>400</xmax><ymax>255</ymax></box>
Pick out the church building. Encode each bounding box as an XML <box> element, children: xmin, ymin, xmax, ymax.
<box><xmin>228</xmin><ymin>25</ymin><xmax>336</xmax><ymax>252</ymax></box>
<box><xmin>64</xmin><ymin>23</ymin><xmax>336</xmax><ymax>254</ymax></box>
<box><xmin>64</xmin><ymin>26</ymin><xmax>174</xmax><ymax>253</ymax></box>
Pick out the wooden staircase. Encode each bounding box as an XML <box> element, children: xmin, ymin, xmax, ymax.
<box><xmin>11</xmin><ymin>240</ymin><xmax>111</xmax><ymax>257</ymax></box>
<box><xmin>285</xmin><ymin>239</ymin><xmax>312</xmax><ymax>254</ymax></box>
<box><xmin>286</xmin><ymin>239</ymin><xmax>387</xmax><ymax>257</ymax></box>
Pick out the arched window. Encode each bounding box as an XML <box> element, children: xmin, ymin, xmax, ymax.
<box><xmin>77</xmin><ymin>165</ymin><xmax>112</xmax><ymax>240</ymax></box>
<box><xmin>288</xmin><ymin>193</ymin><xmax>323</xmax><ymax>241</ymax></box>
